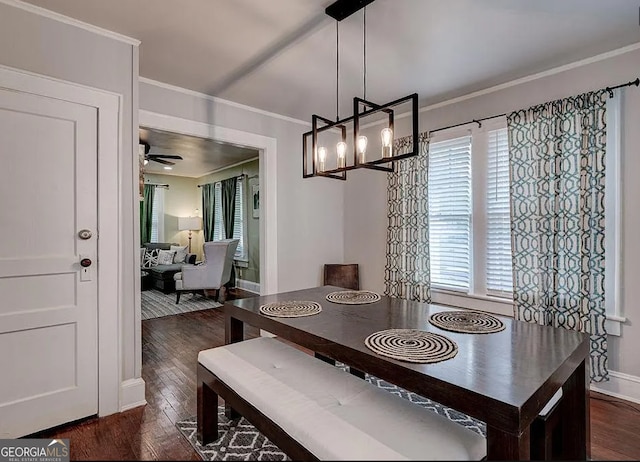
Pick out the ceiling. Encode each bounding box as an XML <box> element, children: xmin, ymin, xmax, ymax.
<box><xmin>24</xmin><ymin>0</ymin><xmax>640</xmax><ymax>121</ymax></box>
<box><xmin>139</xmin><ymin>127</ymin><xmax>258</xmax><ymax>178</ymax></box>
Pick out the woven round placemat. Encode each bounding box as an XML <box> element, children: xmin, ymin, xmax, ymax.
<box><xmin>429</xmin><ymin>311</ymin><xmax>505</xmax><ymax>334</ymax></box>
<box><xmin>259</xmin><ymin>300</ymin><xmax>322</xmax><ymax>318</ymax></box>
<box><xmin>364</xmin><ymin>329</ymin><xmax>458</xmax><ymax>364</ymax></box>
<box><xmin>325</xmin><ymin>290</ymin><xmax>381</xmax><ymax>305</ymax></box>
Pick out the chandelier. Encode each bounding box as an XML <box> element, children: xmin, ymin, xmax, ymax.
<box><xmin>302</xmin><ymin>0</ymin><xmax>419</xmax><ymax>180</ymax></box>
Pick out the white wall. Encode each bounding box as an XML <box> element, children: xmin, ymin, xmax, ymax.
<box><xmin>0</xmin><ymin>1</ymin><xmax>141</xmax><ymax>406</ymax></box>
<box><xmin>345</xmin><ymin>45</ymin><xmax>640</xmax><ymax>388</ymax></box>
<box><xmin>140</xmin><ymin>80</ymin><xmax>344</xmax><ymax>292</ymax></box>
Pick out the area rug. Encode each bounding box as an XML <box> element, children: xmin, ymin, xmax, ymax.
<box><xmin>141</xmin><ymin>290</ymin><xmax>222</xmax><ymax>320</ymax></box>
<box><xmin>177</xmin><ymin>370</ymin><xmax>486</xmax><ymax>461</ymax></box>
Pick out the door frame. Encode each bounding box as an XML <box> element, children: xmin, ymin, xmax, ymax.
<box><xmin>139</xmin><ymin>109</ymin><xmax>279</xmax><ymax>295</ymax></box>
<box><xmin>0</xmin><ymin>64</ymin><xmax>122</xmax><ymax>416</ymax></box>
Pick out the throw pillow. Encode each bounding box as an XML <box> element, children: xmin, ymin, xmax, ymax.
<box><xmin>157</xmin><ymin>249</ymin><xmax>176</xmax><ymax>265</ymax></box>
<box><xmin>140</xmin><ymin>248</ymin><xmax>146</xmax><ymax>267</ymax></box>
<box><xmin>170</xmin><ymin>245</ymin><xmax>189</xmax><ymax>264</ymax></box>
<box><xmin>142</xmin><ymin>248</ymin><xmax>159</xmax><ymax>268</ymax></box>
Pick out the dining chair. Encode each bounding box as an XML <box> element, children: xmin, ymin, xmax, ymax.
<box><xmin>323</xmin><ymin>263</ymin><xmax>359</xmax><ymax>290</ymax></box>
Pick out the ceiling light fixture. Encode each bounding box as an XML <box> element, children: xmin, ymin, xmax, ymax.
<box><xmin>303</xmin><ymin>0</ymin><xmax>418</xmax><ymax>180</ymax></box>
<box><xmin>163</xmin><ymin>166</ymin><xmax>172</xmax><ymax>170</ymax></box>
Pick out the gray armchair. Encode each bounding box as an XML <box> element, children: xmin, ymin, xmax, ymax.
<box><xmin>173</xmin><ymin>239</ymin><xmax>239</xmax><ymax>304</ymax></box>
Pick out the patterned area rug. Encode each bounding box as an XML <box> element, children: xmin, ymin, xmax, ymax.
<box><xmin>177</xmin><ymin>369</ymin><xmax>486</xmax><ymax>461</ymax></box>
<box><xmin>141</xmin><ymin>290</ymin><xmax>222</xmax><ymax>320</ymax></box>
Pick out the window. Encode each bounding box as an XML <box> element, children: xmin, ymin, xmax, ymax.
<box><xmin>428</xmin><ymin>136</ymin><xmax>472</xmax><ymax>291</ymax></box>
<box><xmin>428</xmin><ymin>118</ymin><xmax>513</xmax><ymax>313</ymax></box>
<box><xmin>428</xmin><ymin>100</ymin><xmax>620</xmax><ymax>325</ymax></box>
<box><xmin>212</xmin><ymin>178</ymin><xmax>247</xmax><ymax>261</ymax></box>
<box><xmin>485</xmin><ymin>128</ymin><xmax>513</xmax><ymax>296</ymax></box>
<box><xmin>150</xmin><ymin>187</ymin><xmax>164</xmax><ymax>243</ymax></box>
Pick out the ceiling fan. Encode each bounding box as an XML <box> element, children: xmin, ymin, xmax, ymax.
<box><xmin>140</xmin><ymin>140</ymin><xmax>183</xmax><ymax>166</ymax></box>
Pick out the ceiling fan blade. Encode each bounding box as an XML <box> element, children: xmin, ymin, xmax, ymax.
<box><xmin>148</xmin><ymin>153</ymin><xmax>183</xmax><ymax>159</ymax></box>
<box><xmin>151</xmin><ymin>158</ymin><xmax>175</xmax><ymax>166</ymax></box>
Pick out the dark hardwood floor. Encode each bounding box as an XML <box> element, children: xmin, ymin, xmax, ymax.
<box><xmin>33</xmin><ymin>288</ymin><xmax>640</xmax><ymax>460</ymax></box>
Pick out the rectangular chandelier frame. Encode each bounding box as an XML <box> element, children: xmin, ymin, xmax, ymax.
<box><xmin>302</xmin><ymin>93</ymin><xmax>419</xmax><ymax>180</ymax></box>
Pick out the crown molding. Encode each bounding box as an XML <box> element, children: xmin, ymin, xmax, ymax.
<box><xmin>139</xmin><ymin>77</ymin><xmax>311</xmax><ymax>127</ymax></box>
<box><xmin>0</xmin><ymin>0</ymin><xmax>140</xmax><ymax>46</ymax></box>
<box><xmin>420</xmin><ymin>41</ymin><xmax>640</xmax><ymax>114</ymax></box>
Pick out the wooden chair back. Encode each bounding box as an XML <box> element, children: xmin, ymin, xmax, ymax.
<box><xmin>323</xmin><ymin>264</ymin><xmax>359</xmax><ymax>290</ymax></box>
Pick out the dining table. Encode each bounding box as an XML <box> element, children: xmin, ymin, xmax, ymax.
<box><xmin>223</xmin><ymin>285</ymin><xmax>590</xmax><ymax>460</ymax></box>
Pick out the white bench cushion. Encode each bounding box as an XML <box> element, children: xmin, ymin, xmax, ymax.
<box><xmin>198</xmin><ymin>337</ymin><xmax>486</xmax><ymax>461</ymax></box>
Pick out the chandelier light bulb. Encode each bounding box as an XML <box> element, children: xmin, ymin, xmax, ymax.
<box><xmin>336</xmin><ymin>141</ymin><xmax>347</xmax><ymax>168</ymax></box>
<box><xmin>357</xmin><ymin>135</ymin><xmax>368</xmax><ymax>163</ymax></box>
<box><xmin>143</xmin><ymin>159</ymin><xmax>149</xmax><ymax>165</ymax></box>
<box><xmin>381</xmin><ymin>128</ymin><xmax>393</xmax><ymax>158</ymax></box>
<box><xmin>317</xmin><ymin>146</ymin><xmax>327</xmax><ymax>172</ymax></box>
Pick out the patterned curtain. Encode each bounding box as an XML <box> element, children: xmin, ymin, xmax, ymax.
<box><xmin>201</xmin><ymin>183</ymin><xmax>216</xmax><ymax>242</ymax></box>
<box><xmin>221</xmin><ymin>177</ymin><xmax>237</xmax><ymax>288</ymax></box>
<box><xmin>140</xmin><ymin>184</ymin><xmax>155</xmax><ymax>244</ymax></box>
<box><xmin>507</xmin><ymin>90</ymin><xmax>608</xmax><ymax>382</ymax></box>
<box><xmin>384</xmin><ymin>133</ymin><xmax>431</xmax><ymax>302</ymax></box>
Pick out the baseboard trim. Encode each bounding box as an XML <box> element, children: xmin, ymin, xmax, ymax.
<box><xmin>236</xmin><ymin>278</ymin><xmax>260</xmax><ymax>294</ymax></box>
<box><xmin>591</xmin><ymin>370</ymin><xmax>640</xmax><ymax>405</ymax></box>
<box><xmin>120</xmin><ymin>378</ymin><xmax>147</xmax><ymax>412</ymax></box>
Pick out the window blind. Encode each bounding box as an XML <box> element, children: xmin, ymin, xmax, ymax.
<box><xmin>428</xmin><ymin>136</ymin><xmax>472</xmax><ymax>291</ymax></box>
<box><xmin>212</xmin><ymin>183</ymin><xmax>223</xmax><ymax>241</ymax></box>
<box><xmin>232</xmin><ymin>179</ymin><xmax>245</xmax><ymax>259</ymax></box>
<box><xmin>486</xmin><ymin>128</ymin><xmax>513</xmax><ymax>296</ymax></box>
<box><xmin>150</xmin><ymin>188</ymin><xmax>163</xmax><ymax>243</ymax></box>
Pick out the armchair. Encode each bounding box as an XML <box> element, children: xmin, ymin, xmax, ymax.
<box><xmin>173</xmin><ymin>239</ymin><xmax>239</xmax><ymax>304</ymax></box>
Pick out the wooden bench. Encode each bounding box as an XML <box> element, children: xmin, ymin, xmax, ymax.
<box><xmin>197</xmin><ymin>337</ymin><xmax>486</xmax><ymax>461</ymax></box>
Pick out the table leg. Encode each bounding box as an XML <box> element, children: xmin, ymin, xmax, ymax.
<box><xmin>487</xmin><ymin>426</ymin><xmax>530</xmax><ymax>460</ymax></box>
<box><xmin>224</xmin><ymin>314</ymin><xmax>243</xmax><ymax>419</ymax></box>
<box><xmin>559</xmin><ymin>359</ymin><xmax>589</xmax><ymax>460</ymax></box>
<box><xmin>225</xmin><ymin>315</ymin><xmax>243</xmax><ymax>345</ymax></box>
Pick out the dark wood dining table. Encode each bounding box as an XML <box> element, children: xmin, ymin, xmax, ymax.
<box><xmin>223</xmin><ymin>285</ymin><xmax>590</xmax><ymax>460</ymax></box>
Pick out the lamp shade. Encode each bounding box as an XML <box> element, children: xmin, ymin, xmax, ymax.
<box><xmin>178</xmin><ymin>216</ymin><xmax>202</xmax><ymax>231</ymax></box>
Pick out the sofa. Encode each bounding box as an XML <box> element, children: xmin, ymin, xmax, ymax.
<box><xmin>141</xmin><ymin>243</ymin><xmax>196</xmax><ymax>293</ymax></box>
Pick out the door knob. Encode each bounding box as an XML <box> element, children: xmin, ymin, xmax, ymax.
<box><xmin>80</xmin><ymin>258</ymin><xmax>92</xmax><ymax>268</ymax></box>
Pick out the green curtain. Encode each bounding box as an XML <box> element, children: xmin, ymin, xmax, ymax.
<box><xmin>221</xmin><ymin>177</ymin><xmax>237</xmax><ymax>287</ymax></box>
<box><xmin>201</xmin><ymin>183</ymin><xmax>216</xmax><ymax>242</ymax></box>
<box><xmin>507</xmin><ymin>90</ymin><xmax>608</xmax><ymax>382</ymax></box>
<box><xmin>384</xmin><ymin>133</ymin><xmax>431</xmax><ymax>303</ymax></box>
<box><xmin>140</xmin><ymin>184</ymin><xmax>155</xmax><ymax>244</ymax></box>
<box><xmin>221</xmin><ymin>178</ymin><xmax>237</xmax><ymax>240</ymax></box>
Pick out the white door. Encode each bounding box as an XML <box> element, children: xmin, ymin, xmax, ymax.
<box><xmin>0</xmin><ymin>87</ymin><xmax>98</xmax><ymax>438</ymax></box>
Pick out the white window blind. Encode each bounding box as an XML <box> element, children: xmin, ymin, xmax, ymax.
<box><xmin>428</xmin><ymin>135</ymin><xmax>472</xmax><ymax>290</ymax></box>
<box><xmin>150</xmin><ymin>187</ymin><xmax>164</xmax><ymax>243</ymax></box>
<box><xmin>213</xmin><ymin>183</ymin><xmax>223</xmax><ymax>241</ymax></box>
<box><xmin>232</xmin><ymin>179</ymin><xmax>246</xmax><ymax>260</ymax></box>
<box><xmin>486</xmin><ymin>128</ymin><xmax>513</xmax><ymax>296</ymax></box>
<box><xmin>212</xmin><ymin>179</ymin><xmax>246</xmax><ymax>260</ymax></box>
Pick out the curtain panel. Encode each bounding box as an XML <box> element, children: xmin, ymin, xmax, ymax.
<box><xmin>140</xmin><ymin>184</ymin><xmax>155</xmax><ymax>244</ymax></box>
<box><xmin>221</xmin><ymin>177</ymin><xmax>237</xmax><ymax>287</ymax></box>
<box><xmin>201</xmin><ymin>183</ymin><xmax>216</xmax><ymax>242</ymax></box>
<box><xmin>384</xmin><ymin>133</ymin><xmax>431</xmax><ymax>303</ymax></box>
<box><xmin>507</xmin><ymin>90</ymin><xmax>608</xmax><ymax>382</ymax></box>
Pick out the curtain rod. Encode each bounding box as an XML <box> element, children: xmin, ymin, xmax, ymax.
<box><xmin>197</xmin><ymin>173</ymin><xmax>247</xmax><ymax>188</ymax></box>
<box><xmin>146</xmin><ymin>183</ymin><xmax>169</xmax><ymax>188</ymax></box>
<box><xmin>427</xmin><ymin>77</ymin><xmax>639</xmax><ymax>136</ymax></box>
